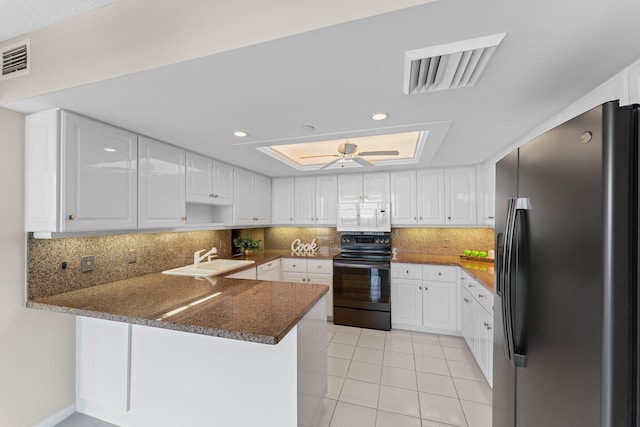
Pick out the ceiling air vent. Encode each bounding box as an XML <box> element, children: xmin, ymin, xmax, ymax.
<box><xmin>403</xmin><ymin>33</ymin><xmax>506</xmax><ymax>94</ymax></box>
<box><xmin>1</xmin><ymin>39</ymin><xmax>30</xmax><ymax>81</ymax></box>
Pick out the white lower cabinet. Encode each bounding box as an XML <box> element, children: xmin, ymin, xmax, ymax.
<box><xmin>460</xmin><ymin>271</ymin><xmax>493</xmax><ymax>386</ymax></box>
<box><xmin>391</xmin><ymin>264</ymin><xmax>459</xmax><ymax>334</ymax></box>
<box><xmin>281</xmin><ymin>258</ymin><xmax>333</xmax><ymax>318</ymax></box>
<box><xmin>257</xmin><ymin>259</ymin><xmax>281</xmax><ymax>281</ymax></box>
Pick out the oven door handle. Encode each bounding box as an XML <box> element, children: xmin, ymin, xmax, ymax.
<box><xmin>333</xmin><ymin>261</ymin><xmax>390</xmax><ymax>270</ymax></box>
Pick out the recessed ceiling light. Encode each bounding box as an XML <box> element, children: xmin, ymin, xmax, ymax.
<box><xmin>371</xmin><ymin>113</ymin><xmax>388</xmax><ymax>121</ymax></box>
<box><xmin>233</xmin><ymin>131</ymin><xmax>248</xmax><ymax>137</ymax></box>
<box><xmin>103</xmin><ymin>148</ymin><xmax>116</xmax><ymax>152</ymax></box>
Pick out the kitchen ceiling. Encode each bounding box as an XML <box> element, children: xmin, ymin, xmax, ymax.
<box><xmin>4</xmin><ymin>0</ymin><xmax>640</xmax><ymax>177</ymax></box>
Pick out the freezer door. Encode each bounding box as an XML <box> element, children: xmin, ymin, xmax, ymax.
<box><xmin>515</xmin><ymin>105</ymin><xmax>606</xmax><ymax>427</ymax></box>
<box><xmin>492</xmin><ymin>148</ymin><xmax>518</xmax><ymax>427</ymax></box>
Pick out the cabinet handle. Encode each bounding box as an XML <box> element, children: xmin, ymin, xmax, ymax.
<box><xmin>488</xmin><ymin>216</ymin><xmax>495</xmax><ymax>220</ymax></box>
<box><xmin>419</xmin><ymin>286</ymin><xmax>422</xmax><ymax>290</ymax></box>
<box><xmin>425</xmin><ymin>287</ymin><xmax>428</xmax><ymax>291</ymax></box>
<box><xmin>317</xmin><ymin>265</ymin><xmax>322</xmax><ymax>269</ymax></box>
<box><xmin>448</xmin><ymin>216</ymin><xmax>451</xmax><ymax>220</ymax></box>
<box><xmin>213</xmin><ymin>194</ymin><xmax>219</xmax><ymax>198</ymax></box>
<box><xmin>413</xmin><ymin>216</ymin><xmax>417</xmax><ymax>220</ymax></box>
<box><xmin>419</xmin><ymin>216</ymin><xmax>423</xmax><ymax>220</ymax></box>
<box><xmin>478</xmin><ymin>294</ymin><xmax>485</xmax><ymax>299</ymax></box>
<box><xmin>209</xmin><ymin>193</ymin><xmax>214</xmax><ymax>198</ymax></box>
<box><xmin>181</xmin><ymin>216</ymin><xmax>187</xmax><ymax>221</ymax></box>
<box><xmin>68</xmin><ymin>214</ymin><xmax>76</xmax><ymax>220</ymax></box>
<box><xmin>406</xmin><ymin>270</ymin><xmax>409</xmax><ymax>274</ymax></box>
<box><xmin>464</xmin><ymin>298</ymin><xmax>469</xmax><ymax>303</ymax></box>
<box><xmin>438</xmin><ymin>272</ymin><xmax>442</xmax><ymax>276</ymax></box>
<box><xmin>468</xmin><ymin>284</ymin><xmax>475</xmax><ymax>288</ymax></box>
<box><xmin>487</xmin><ymin>325</ymin><xmax>493</xmax><ymax>331</ymax></box>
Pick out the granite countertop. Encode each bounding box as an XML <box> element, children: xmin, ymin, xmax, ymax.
<box><xmin>392</xmin><ymin>254</ymin><xmax>495</xmax><ymax>291</ymax></box>
<box><xmin>28</xmin><ymin>272</ymin><xmax>328</xmax><ymax>345</ymax></box>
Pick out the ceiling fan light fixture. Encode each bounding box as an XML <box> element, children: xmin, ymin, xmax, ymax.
<box><xmin>371</xmin><ymin>113</ymin><xmax>388</xmax><ymax>121</ymax></box>
<box><xmin>233</xmin><ymin>130</ymin><xmax>248</xmax><ymax>137</ymax></box>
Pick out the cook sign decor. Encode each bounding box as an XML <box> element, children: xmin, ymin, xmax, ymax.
<box><xmin>290</xmin><ymin>238</ymin><xmax>318</xmax><ymax>255</ymax></box>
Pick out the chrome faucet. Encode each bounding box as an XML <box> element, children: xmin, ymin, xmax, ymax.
<box><xmin>194</xmin><ymin>247</ymin><xmax>218</xmax><ymax>265</ymax></box>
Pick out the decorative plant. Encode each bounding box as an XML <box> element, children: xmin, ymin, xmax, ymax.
<box><xmin>232</xmin><ymin>232</ymin><xmax>261</xmax><ymax>254</ymax></box>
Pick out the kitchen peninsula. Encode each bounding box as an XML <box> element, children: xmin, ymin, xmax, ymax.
<box><xmin>28</xmin><ymin>271</ymin><xmax>328</xmax><ymax>427</ymax></box>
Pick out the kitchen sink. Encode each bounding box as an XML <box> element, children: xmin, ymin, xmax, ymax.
<box><xmin>162</xmin><ymin>259</ymin><xmax>255</xmax><ymax>277</ymax></box>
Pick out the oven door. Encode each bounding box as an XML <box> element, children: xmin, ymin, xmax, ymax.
<box><xmin>332</xmin><ymin>260</ymin><xmax>390</xmax><ymax>311</ymax></box>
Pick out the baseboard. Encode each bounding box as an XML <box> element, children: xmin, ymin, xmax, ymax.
<box><xmin>32</xmin><ymin>403</ymin><xmax>76</xmax><ymax>427</ymax></box>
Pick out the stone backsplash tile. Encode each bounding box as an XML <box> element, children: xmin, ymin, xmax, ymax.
<box><xmin>391</xmin><ymin>228</ymin><xmax>494</xmax><ymax>256</ymax></box>
<box><xmin>27</xmin><ymin>230</ymin><xmax>232</xmax><ymax>299</ymax></box>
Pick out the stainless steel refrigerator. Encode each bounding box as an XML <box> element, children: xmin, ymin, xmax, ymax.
<box><xmin>493</xmin><ymin>100</ymin><xmax>639</xmax><ymax>427</ymax></box>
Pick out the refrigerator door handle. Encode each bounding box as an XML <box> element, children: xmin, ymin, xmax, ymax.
<box><xmin>510</xmin><ymin>197</ymin><xmax>530</xmax><ymax>368</ymax></box>
<box><xmin>501</xmin><ymin>198</ymin><xmax>517</xmax><ymax>362</ymax></box>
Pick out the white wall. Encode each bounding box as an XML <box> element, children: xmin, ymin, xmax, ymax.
<box><xmin>0</xmin><ymin>107</ymin><xmax>76</xmax><ymax>426</ymax></box>
<box><xmin>0</xmin><ymin>0</ymin><xmax>434</xmax><ymax>105</ymax></box>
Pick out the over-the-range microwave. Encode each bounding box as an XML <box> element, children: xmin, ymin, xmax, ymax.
<box><xmin>336</xmin><ymin>202</ymin><xmax>391</xmax><ymax>232</ymax></box>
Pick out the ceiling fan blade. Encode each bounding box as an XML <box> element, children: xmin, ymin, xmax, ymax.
<box><xmin>357</xmin><ymin>150</ymin><xmax>400</xmax><ymax>156</ymax></box>
<box><xmin>300</xmin><ymin>154</ymin><xmax>341</xmax><ymax>159</ymax></box>
<box><xmin>319</xmin><ymin>158</ymin><xmax>342</xmax><ymax>169</ymax></box>
<box><xmin>352</xmin><ymin>157</ymin><xmax>374</xmax><ymax>167</ymax></box>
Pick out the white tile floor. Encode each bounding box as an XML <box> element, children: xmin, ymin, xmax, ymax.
<box><xmin>57</xmin><ymin>323</ymin><xmax>492</xmax><ymax>427</ymax></box>
<box><xmin>322</xmin><ymin>323</ymin><xmax>492</xmax><ymax>427</ymax></box>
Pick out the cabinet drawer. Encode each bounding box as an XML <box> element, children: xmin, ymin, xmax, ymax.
<box><xmin>307</xmin><ymin>273</ymin><xmax>332</xmax><ymax>286</ymax></box>
<box><xmin>391</xmin><ymin>263</ymin><xmax>422</xmax><ymax>280</ymax></box>
<box><xmin>307</xmin><ymin>259</ymin><xmax>333</xmax><ymax>274</ymax></box>
<box><xmin>281</xmin><ymin>258</ymin><xmax>307</xmax><ymax>273</ymax></box>
<box><xmin>422</xmin><ymin>265</ymin><xmax>457</xmax><ymax>282</ymax></box>
<box><xmin>475</xmin><ymin>286</ymin><xmax>494</xmax><ymax>313</ymax></box>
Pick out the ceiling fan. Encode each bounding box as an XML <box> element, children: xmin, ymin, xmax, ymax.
<box><xmin>301</xmin><ymin>140</ymin><xmax>399</xmax><ymax>169</ymax></box>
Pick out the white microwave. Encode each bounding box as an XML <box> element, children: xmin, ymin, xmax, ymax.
<box><xmin>337</xmin><ymin>202</ymin><xmax>391</xmax><ymax>232</ymax></box>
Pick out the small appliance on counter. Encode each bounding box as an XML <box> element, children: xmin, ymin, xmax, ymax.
<box><xmin>332</xmin><ymin>232</ymin><xmax>391</xmax><ymax>330</ymax></box>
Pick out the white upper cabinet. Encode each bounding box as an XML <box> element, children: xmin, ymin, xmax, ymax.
<box><xmin>363</xmin><ymin>172</ymin><xmax>390</xmax><ymax>203</ymax></box>
<box><xmin>444</xmin><ymin>167</ymin><xmax>477</xmax><ymax>225</ymax></box>
<box><xmin>212</xmin><ymin>161</ymin><xmax>234</xmax><ymax>205</ymax></box>
<box><xmin>338</xmin><ymin>172</ymin><xmax>389</xmax><ymax>204</ymax></box>
<box><xmin>233</xmin><ymin>168</ymin><xmax>271</xmax><ymax>226</ymax></box>
<box><xmin>186</xmin><ymin>151</ymin><xmax>214</xmax><ymax>204</ymax></box>
<box><xmin>391</xmin><ymin>170</ymin><xmax>417</xmax><ymax>225</ymax></box>
<box><xmin>293</xmin><ymin>175</ymin><xmax>338</xmax><ymax>225</ymax></box>
<box><xmin>186</xmin><ymin>152</ymin><xmax>234</xmax><ymax>206</ymax></box>
<box><xmin>138</xmin><ymin>136</ymin><xmax>186</xmax><ymax>228</ymax></box>
<box><xmin>417</xmin><ymin>169</ymin><xmax>446</xmax><ymax>225</ymax></box>
<box><xmin>294</xmin><ymin>176</ymin><xmax>316</xmax><ymax>224</ymax></box>
<box><xmin>25</xmin><ymin>110</ymin><xmax>138</xmax><ymax>234</ymax></box>
<box><xmin>480</xmin><ymin>163</ymin><xmax>496</xmax><ymax>226</ymax></box>
<box><xmin>314</xmin><ymin>175</ymin><xmax>338</xmax><ymax>225</ymax></box>
<box><xmin>337</xmin><ymin>174</ymin><xmax>363</xmax><ymax>203</ymax></box>
<box><xmin>272</xmin><ymin>177</ymin><xmax>295</xmax><ymax>225</ymax></box>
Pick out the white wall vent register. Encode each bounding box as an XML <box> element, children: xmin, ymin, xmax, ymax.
<box><xmin>1</xmin><ymin>38</ymin><xmax>30</xmax><ymax>80</ymax></box>
<box><xmin>403</xmin><ymin>33</ymin><xmax>506</xmax><ymax>94</ymax></box>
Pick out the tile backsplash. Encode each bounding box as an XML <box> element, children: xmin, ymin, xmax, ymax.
<box><xmin>391</xmin><ymin>228</ymin><xmax>494</xmax><ymax>256</ymax></box>
<box><xmin>27</xmin><ymin>230</ymin><xmax>231</xmax><ymax>299</ymax></box>
<box><xmin>27</xmin><ymin>226</ymin><xmax>494</xmax><ymax>300</ymax></box>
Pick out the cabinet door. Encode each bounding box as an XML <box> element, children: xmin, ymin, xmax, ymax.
<box><xmin>186</xmin><ymin>151</ymin><xmax>214</xmax><ymax>204</ymax></box>
<box><xmin>391</xmin><ymin>171</ymin><xmax>417</xmax><ymax>225</ymax></box>
<box><xmin>212</xmin><ymin>161</ymin><xmax>234</xmax><ymax>205</ymax></box>
<box><xmin>477</xmin><ymin>306</ymin><xmax>493</xmax><ymax>385</ymax></box>
<box><xmin>363</xmin><ymin>172</ymin><xmax>390</xmax><ymax>203</ymax></box>
<box><xmin>391</xmin><ymin>279</ymin><xmax>423</xmax><ymax>327</ymax></box>
<box><xmin>445</xmin><ymin>167</ymin><xmax>477</xmax><ymax>225</ymax></box>
<box><xmin>282</xmin><ymin>272</ymin><xmax>307</xmax><ymax>283</ymax></box>
<box><xmin>461</xmin><ymin>289</ymin><xmax>474</xmax><ymax>349</ymax></box>
<box><xmin>315</xmin><ymin>175</ymin><xmax>338</xmax><ymax>225</ymax></box>
<box><xmin>62</xmin><ymin>112</ymin><xmax>138</xmax><ymax>232</ymax></box>
<box><xmin>233</xmin><ymin>168</ymin><xmax>255</xmax><ymax>225</ymax></box>
<box><xmin>337</xmin><ymin>174</ymin><xmax>363</xmax><ymax>203</ymax></box>
<box><xmin>138</xmin><ymin>137</ymin><xmax>186</xmax><ymax>228</ymax></box>
<box><xmin>272</xmin><ymin>177</ymin><xmax>295</xmax><ymax>225</ymax></box>
<box><xmin>295</xmin><ymin>176</ymin><xmax>316</xmax><ymax>224</ymax></box>
<box><xmin>417</xmin><ymin>169</ymin><xmax>445</xmax><ymax>224</ymax></box>
<box><xmin>481</xmin><ymin>163</ymin><xmax>496</xmax><ymax>226</ymax></box>
<box><xmin>423</xmin><ymin>281</ymin><xmax>457</xmax><ymax>331</ymax></box>
<box><xmin>254</xmin><ymin>174</ymin><xmax>271</xmax><ymax>224</ymax></box>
